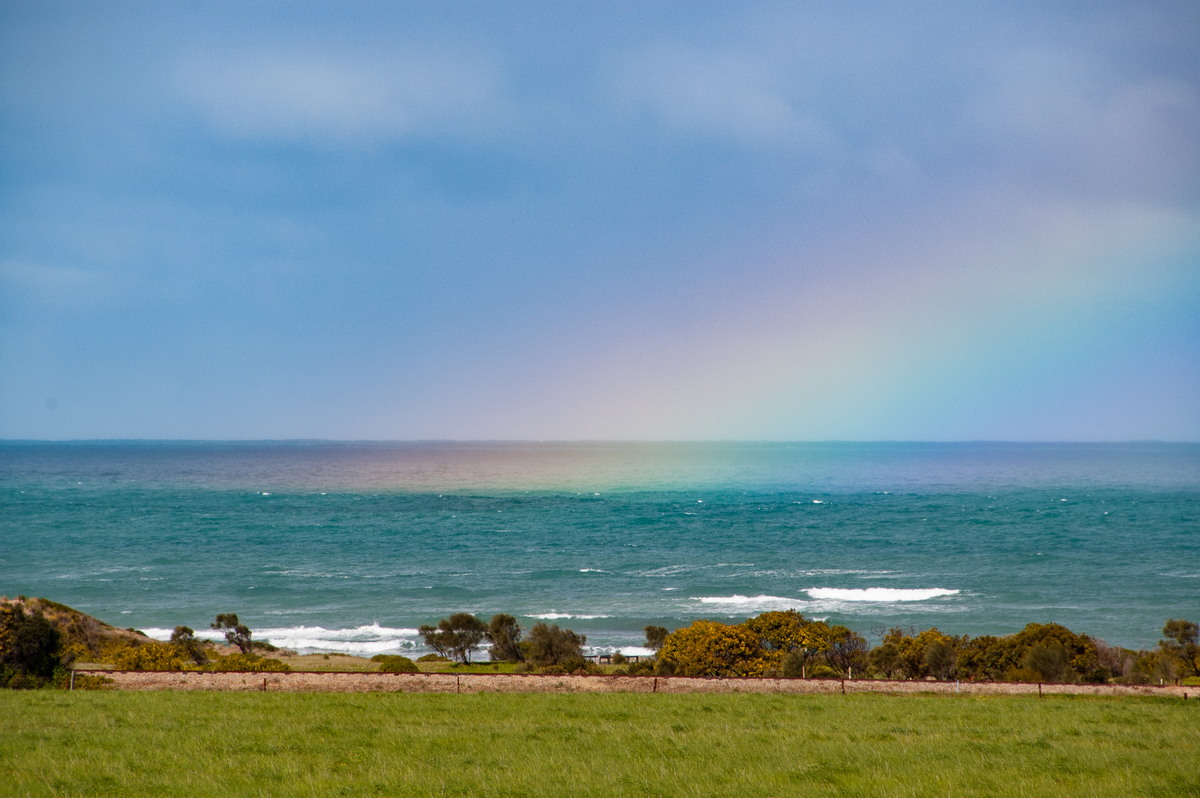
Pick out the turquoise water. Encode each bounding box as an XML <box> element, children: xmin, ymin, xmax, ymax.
<box><xmin>2</xmin><ymin>441</ymin><xmax>1197</xmax><ymax>654</ymax></box>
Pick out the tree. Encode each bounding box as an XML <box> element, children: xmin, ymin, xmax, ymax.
<box><xmin>644</xmin><ymin>625</ymin><xmax>668</xmax><ymax>652</ymax></box>
<box><xmin>170</xmin><ymin>625</ymin><xmax>208</xmax><ymax>665</ymax></box>
<box><xmin>1022</xmin><ymin>641</ymin><xmax>1069</xmax><ymax>682</ymax></box>
<box><xmin>485</xmin><ymin>614</ymin><xmax>524</xmax><ymax>662</ymax></box>
<box><xmin>658</xmin><ymin>620</ymin><xmax>767</xmax><ymax>677</ymax></box>
<box><xmin>0</xmin><ymin>604</ymin><xmax>61</xmax><ymax>682</ymax></box>
<box><xmin>744</xmin><ymin>610</ymin><xmax>808</xmax><ymax>654</ymax></box>
<box><xmin>924</xmin><ymin>638</ymin><xmax>958</xmax><ymax>680</ymax></box>
<box><xmin>875</xmin><ymin>627</ymin><xmax>956</xmax><ymax>679</ymax></box>
<box><xmin>868</xmin><ymin>640</ymin><xmax>902</xmax><ymax>678</ymax></box>
<box><xmin>419</xmin><ymin>613</ymin><xmax>487</xmax><ymax>664</ymax></box>
<box><xmin>825</xmin><ymin>625</ymin><xmax>869</xmax><ymax>676</ymax></box>
<box><xmin>1007</xmin><ymin>623</ymin><xmax>1099</xmax><ymax>682</ymax></box>
<box><xmin>1159</xmin><ymin>618</ymin><xmax>1199</xmax><ymax>678</ymax></box>
<box><xmin>212</xmin><ymin>613</ymin><xmax>253</xmax><ymax>654</ymax></box>
<box><xmin>524</xmin><ymin>622</ymin><xmax>586</xmax><ymax>668</ymax></box>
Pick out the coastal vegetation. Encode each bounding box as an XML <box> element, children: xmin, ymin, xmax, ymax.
<box><xmin>2</xmin><ymin>596</ymin><xmax>1197</xmax><ymax>688</ymax></box>
<box><xmin>0</xmin><ymin>598</ymin><xmax>291</xmax><ymax>687</ymax></box>
<box><xmin>4</xmin><ymin>691</ymin><xmax>1196</xmax><ymax>796</ymax></box>
<box><xmin>418</xmin><ymin>612</ymin><xmax>487</xmax><ymax>664</ymax></box>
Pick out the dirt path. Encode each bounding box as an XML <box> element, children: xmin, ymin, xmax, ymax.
<box><xmin>77</xmin><ymin>669</ymin><xmax>1191</xmax><ymax>698</ymax></box>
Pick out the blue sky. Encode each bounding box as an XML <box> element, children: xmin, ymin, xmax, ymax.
<box><xmin>2</xmin><ymin>1</ymin><xmax>1197</xmax><ymax>441</ymax></box>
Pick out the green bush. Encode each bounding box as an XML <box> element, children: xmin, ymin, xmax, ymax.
<box><xmin>624</xmin><ymin>659</ymin><xmax>657</xmax><ymax>676</ymax></box>
<box><xmin>486</xmin><ymin>614</ymin><xmax>524</xmax><ymax>662</ymax></box>
<box><xmin>0</xmin><ymin>604</ymin><xmax>62</xmax><ymax>684</ymax></box>
<box><xmin>524</xmin><ymin>623</ymin><xmax>587</xmax><ymax>669</ymax></box>
<box><xmin>417</xmin><ymin>653</ymin><xmax>450</xmax><ymax>662</ymax></box>
<box><xmin>373</xmin><ymin>655</ymin><xmax>419</xmax><ymax>673</ymax></box>
<box><xmin>111</xmin><ymin>641</ymin><xmax>188</xmax><ymax>671</ymax></box>
<box><xmin>204</xmin><ymin>653</ymin><xmax>290</xmax><ymax>672</ymax></box>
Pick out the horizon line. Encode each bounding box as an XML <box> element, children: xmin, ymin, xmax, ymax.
<box><xmin>2</xmin><ymin>438</ymin><xmax>1197</xmax><ymax>446</ymax></box>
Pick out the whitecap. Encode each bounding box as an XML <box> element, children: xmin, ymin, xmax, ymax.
<box><xmin>690</xmin><ymin>595</ymin><xmax>804</xmax><ymax>612</ymax></box>
<box><xmin>805</xmin><ymin>587</ymin><xmax>959</xmax><ymax>602</ymax></box>
<box><xmin>585</xmin><ymin>645</ymin><xmax>654</xmax><ymax>658</ymax></box>
<box><xmin>145</xmin><ymin>623</ymin><xmax>425</xmax><ymax>655</ymax></box>
<box><xmin>526</xmin><ymin>612</ymin><xmax>612</xmax><ymax>620</ymax></box>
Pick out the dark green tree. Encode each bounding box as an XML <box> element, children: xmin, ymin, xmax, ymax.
<box><xmin>868</xmin><ymin>640</ymin><xmax>902</xmax><ymax>678</ymax></box>
<box><xmin>1008</xmin><ymin>623</ymin><xmax>1099</xmax><ymax>682</ymax></box>
<box><xmin>525</xmin><ymin>622</ymin><xmax>586</xmax><ymax>668</ymax></box>
<box><xmin>644</xmin><ymin>625</ymin><xmax>668</xmax><ymax>652</ymax></box>
<box><xmin>170</xmin><ymin>625</ymin><xmax>208</xmax><ymax>665</ymax></box>
<box><xmin>956</xmin><ymin>635</ymin><xmax>1008</xmax><ymax>681</ymax></box>
<box><xmin>419</xmin><ymin>613</ymin><xmax>487</xmax><ymax>664</ymax></box>
<box><xmin>0</xmin><ymin>604</ymin><xmax>61</xmax><ymax>684</ymax></box>
<box><xmin>1022</xmin><ymin>641</ymin><xmax>1070</xmax><ymax>682</ymax></box>
<box><xmin>211</xmin><ymin>613</ymin><xmax>253</xmax><ymax>654</ymax></box>
<box><xmin>825</xmin><ymin>625</ymin><xmax>870</xmax><ymax>676</ymax></box>
<box><xmin>485</xmin><ymin>614</ymin><xmax>524</xmax><ymax>662</ymax></box>
<box><xmin>1159</xmin><ymin>618</ymin><xmax>1199</xmax><ymax>677</ymax></box>
<box><xmin>924</xmin><ymin>638</ymin><xmax>958</xmax><ymax>680</ymax></box>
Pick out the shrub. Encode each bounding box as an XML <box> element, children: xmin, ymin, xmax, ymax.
<box><xmin>170</xmin><ymin>626</ymin><xmax>208</xmax><ymax>665</ymax></box>
<box><xmin>374</xmin><ymin>655</ymin><xmax>419</xmax><ymax>673</ymax></box>
<box><xmin>417</xmin><ymin>653</ymin><xmax>450</xmax><ymax>663</ymax></box>
<box><xmin>0</xmin><ymin>604</ymin><xmax>62</xmax><ymax>683</ymax></box>
<box><xmin>1160</xmin><ymin>618</ymin><xmax>1199</xmax><ymax>678</ymax></box>
<box><xmin>204</xmin><ymin>653</ymin><xmax>290</xmax><ymax>672</ymax></box>
<box><xmin>62</xmin><ymin>672</ymin><xmax>114</xmax><ymax>690</ymax></box>
<box><xmin>658</xmin><ymin>620</ymin><xmax>767</xmax><ymax>677</ymax></box>
<box><xmin>111</xmin><ymin>641</ymin><xmax>188</xmax><ymax>671</ymax></box>
<box><xmin>524</xmin><ymin>623</ymin><xmax>586</xmax><ymax>668</ymax></box>
<box><xmin>644</xmin><ymin>625</ymin><xmax>668</xmax><ymax>651</ymax></box>
<box><xmin>807</xmin><ymin>664</ymin><xmax>840</xmax><ymax>679</ymax></box>
<box><xmin>1022</xmin><ymin>641</ymin><xmax>1070</xmax><ymax>682</ymax></box>
<box><xmin>625</xmin><ymin>659</ymin><xmax>657</xmax><ymax>676</ymax></box>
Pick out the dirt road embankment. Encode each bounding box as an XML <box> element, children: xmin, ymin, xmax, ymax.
<box><xmin>77</xmin><ymin>670</ymin><xmax>1191</xmax><ymax>698</ymax></box>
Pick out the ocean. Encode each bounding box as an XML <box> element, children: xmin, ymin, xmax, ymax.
<box><xmin>2</xmin><ymin>441</ymin><xmax>1197</xmax><ymax>655</ymax></box>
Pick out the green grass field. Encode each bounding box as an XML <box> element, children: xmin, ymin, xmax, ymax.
<box><xmin>2</xmin><ymin>691</ymin><xmax>1196</xmax><ymax>797</ymax></box>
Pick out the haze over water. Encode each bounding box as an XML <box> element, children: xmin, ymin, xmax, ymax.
<box><xmin>3</xmin><ymin>441</ymin><xmax>1197</xmax><ymax>655</ymax></box>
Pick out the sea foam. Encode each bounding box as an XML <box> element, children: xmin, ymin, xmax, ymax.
<box><xmin>805</xmin><ymin>587</ymin><xmax>960</xmax><ymax>602</ymax></box>
<box><xmin>691</xmin><ymin>595</ymin><xmax>804</xmax><ymax>612</ymax></box>
<box><xmin>145</xmin><ymin>623</ymin><xmax>423</xmax><ymax>654</ymax></box>
<box><xmin>527</xmin><ymin>612</ymin><xmax>612</xmax><ymax>620</ymax></box>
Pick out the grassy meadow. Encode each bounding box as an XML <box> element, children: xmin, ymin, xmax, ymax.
<box><xmin>3</xmin><ymin>691</ymin><xmax>1196</xmax><ymax>797</ymax></box>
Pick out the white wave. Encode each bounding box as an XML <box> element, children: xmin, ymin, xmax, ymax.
<box><xmin>585</xmin><ymin>645</ymin><xmax>655</xmax><ymax>657</ymax></box>
<box><xmin>144</xmin><ymin>623</ymin><xmax>423</xmax><ymax>654</ymax></box>
<box><xmin>694</xmin><ymin>594</ymin><xmax>795</xmax><ymax>605</ymax></box>
<box><xmin>805</xmin><ymin>587</ymin><xmax>959</xmax><ymax>602</ymax></box>
<box><xmin>690</xmin><ymin>595</ymin><xmax>804</xmax><ymax>612</ymax></box>
<box><xmin>526</xmin><ymin>612</ymin><xmax>612</xmax><ymax>620</ymax></box>
<box><xmin>578</xmin><ymin>568</ymin><xmax>610</xmax><ymax>574</ymax></box>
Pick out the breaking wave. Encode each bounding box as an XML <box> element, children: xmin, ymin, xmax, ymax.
<box><xmin>805</xmin><ymin>587</ymin><xmax>960</xmax><ymax>602</ymax></box>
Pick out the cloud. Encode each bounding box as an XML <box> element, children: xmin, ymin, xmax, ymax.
<box><xmin>970</xmin><ymin>47</ymin><xmax>1200</xmax><ymax>197</ymax></box>
<box><xmin>0</xmin><ymin>260</ymin><xmax>114</xmax><ymax>310</ymax></box>
<box><xmin>177</xmin><ymin>46</ymin><xmax>510</xmax><ymax>145</ymax></box>
<box><xmin>606</xmin><ymin>43</ymin><xmax>829</xmax><ymax>147</ymax></box>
